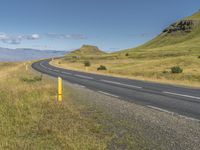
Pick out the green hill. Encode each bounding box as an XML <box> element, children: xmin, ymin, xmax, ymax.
<box><xmin>68</xmin><ymin>45</ymin><xmax>105</xmax><ymax>57</ymax></box>
<box><xmin>53</xmin><ymin>11</ymin><xmax>200</xmax><ymax>87</ymax></box>
<box><xmin>119</xmin><ymin>11</ymin><xmax>200</xmax><ymax>59</ymax></box>
<box><xmin>185</xmin><ymin>11</ymin><xmax>200</xmax><ymax>20</ymax></box>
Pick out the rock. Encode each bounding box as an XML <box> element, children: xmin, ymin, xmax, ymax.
<box><xmin>162</xmin><ymin>20</ymin><xmax>198</xmax><ymax>34</ymax></box>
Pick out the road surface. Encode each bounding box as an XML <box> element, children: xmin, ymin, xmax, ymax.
<box><xmin>32</xmin><ymin>59</ymin><xmax>200</xmax><ymax>120</ymax></box>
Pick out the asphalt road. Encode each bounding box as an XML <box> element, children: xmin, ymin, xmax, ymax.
<box><xmin>32</xmin><ymin>59</ymin><xmax>200</xmax><ymax>120</ymax></box>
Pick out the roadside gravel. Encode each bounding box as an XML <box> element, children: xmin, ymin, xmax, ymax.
<box><xmin>65</xmin><ymin>82</ymin><xmax>200</xmax><ymax>150</ymax></box>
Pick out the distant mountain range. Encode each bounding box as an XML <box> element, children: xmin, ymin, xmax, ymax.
<box><xmin>0</xmin><ymin>47</ymin><xmax>67</xmax><ymax>62</ymax></box>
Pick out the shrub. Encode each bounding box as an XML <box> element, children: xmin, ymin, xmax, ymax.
<box><xmin>21</xmin><ymin>74</ymin><xmax>43</xmax><ymax>83</ymax></box>
<box><xmin>72</xmin><ymin>56</ymin><xmax>78</xmax><ymax>59</ymax></box>
<box><xmin>84</xmin><ymin>61</ymin><xmax>91</xmax><ymax>67</ymax></box>
<box><xmin>162</xmin><ymin>70</ymin><xmax>168</xmax><ymax>74</ymax></box>
<box><xmin>97</xmin><ymin>65</ymin><xmax>107</xmax><ymax>71</ymax></box>
<box><xmin>125</xmin><ymin>53</ymin><xmax>129</xmax><ymax>57</ymax></box>
<box><xmin>171</xmin><ymin>66</ymin><xmax>183</xmax><ymax>74</ymax></box>
<box><xmin>198</xmin><ymin>56</ymin><xmax>200</xmax><ymax>59</ymax></box>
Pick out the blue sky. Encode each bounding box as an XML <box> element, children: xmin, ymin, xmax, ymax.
<box><xmin>0</xmin><ymin>0</ymin><xmax>200</xmax><ymax>51</ymax></box>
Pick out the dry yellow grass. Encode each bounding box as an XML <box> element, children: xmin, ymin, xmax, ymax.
<box><xmin>51</xmin><ymin>55</ymin><xmax>200</xmax><ymax>88</ymax></box>
<box><xmin>0</xmin><ymin>62</ymin><xmax>110</xmax><ymax>149</ymax></box>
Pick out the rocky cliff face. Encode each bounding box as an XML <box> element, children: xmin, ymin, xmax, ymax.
<box><xmin>162</xmin><ymin>20</ymin><xmax>198</xmax><ymax>34</ymax></box>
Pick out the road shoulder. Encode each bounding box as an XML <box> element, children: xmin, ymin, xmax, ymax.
<box><xmin>65</xmin><ymin>81</ymin><xmax>200</xmax><ymax>150</ymax></box>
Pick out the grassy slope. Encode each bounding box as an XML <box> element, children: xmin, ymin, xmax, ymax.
<box><xmin>0</xmin><ymin>62</ymin><xmax>110</xmax><ymax>149</ymax></box>
<box><xmin>186</xmin><ymin>11</ymin><xmax>200</xmax><ymax>20</ymax></box>
<box><xmin>67</xmin><ymin>45</ymin><xmax>106</xmax><ymax>57</ymax></box>
<box><xmin>124</xmin><ymin>12</ymin><xmax>200</xmax><ymax>51</ymax></box>
<box><xmin>52</xmin><ymin>12</ymin><xmax>200</xmax><ymax>87</ymax></box>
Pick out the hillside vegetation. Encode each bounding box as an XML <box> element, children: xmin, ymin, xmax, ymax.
<box><xmin>53</xmin><ymin>11</ymin><xmax>200</xmax><ymax>87</ymax></box>
<box><xmin>67</xmin><ymin>45</ymin><xmax>106</xmax><ymax>58</ymax></box>
<box><xmin>120</xmin><ymin>11</ymin><xmax>200</xmax><ymax>57</ymax></box>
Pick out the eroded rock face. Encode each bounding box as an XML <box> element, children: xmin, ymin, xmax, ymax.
<box><xmin>163</xmin><ymin>20</ymin><xmax>197</xmax><ymax>33</ymax></box>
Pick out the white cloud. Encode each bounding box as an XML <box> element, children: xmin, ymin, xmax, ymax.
<box><xmin>0</xmin><ymin>33</ymin><xmax>40</xmax><ymax>44</ymax></box>
<box><xmin>0</xmin><ymin>32</ymin><xmax>86</xmax><ymax>45</ymax></box>
<box><xmin>0</xmin><ymin>33</ymin><xmax>8</xmax><ymax>40</ymax></box>
<box><xmin>26</xmin><ymin>34</ymin><xmax>40</xmax><ymax>40</ymax></box>
<box><xmin>46</xmin><ymin>33</ymin><xmax>87</xmax><ymax>40</ymax></box>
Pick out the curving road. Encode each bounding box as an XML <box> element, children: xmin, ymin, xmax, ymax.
<box><xmin>32</xmin><ymin>59</ymin><xmax>200</xmax><ymax>120</ymax></box>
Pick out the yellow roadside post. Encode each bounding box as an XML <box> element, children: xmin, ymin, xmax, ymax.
<box><xmin>24</xmin><ymin>63</ymin><xmax>28</xmax><ymax>71</ymax></box>
<box><xmin>26</xmin><ymin>64</ymin><xmax>28</xmax><ymax>71</ymax></box>
<box><xmin>57</xmin><ymin>77</ymin><xmax>63</xmax><ymax>102</ymax></box>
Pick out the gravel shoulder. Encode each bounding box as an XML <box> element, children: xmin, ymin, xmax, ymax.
<box><xmin>37</xmin><ymin>69</ymin><xmax>200</xmax><ymax>150</ymax></box>
<box><xmin>64</xmin><ymin>81</ymin><xmax>200</xmax><ymax>150</ymax></box>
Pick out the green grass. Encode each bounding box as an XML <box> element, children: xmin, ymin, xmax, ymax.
<box><xmin>185</xmin><ymin>11</ymin><xmax>200</xmax><ymax>20</ymax></box>
<box><xmin>67</xmin><ymin>45</ymin><xmax>106</xmax><ymax>59</ymax></box>
<box><xmin>20</xmin><ymin>74</ymin><xmax>43</xmax><ymax>83</ymax></box>
<box><xmin>52</xmin><ymin>11</ymin><xmax>200</xmax><ymax>87</ymax></box>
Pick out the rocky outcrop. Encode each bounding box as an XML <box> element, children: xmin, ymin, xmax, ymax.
<box><xmin>163</xmin><ymin>20</ymin><xmax>198</xmax><ymax>34</ymax></box>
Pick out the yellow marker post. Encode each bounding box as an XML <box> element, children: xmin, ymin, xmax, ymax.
<box><xmin>26</xmin><ymin>64</ymin><xmax>28</xmax><ymax>71</ymax></box>
<box><xmin>85</xmin><ymin>67</ymin><xmax>88</xmax><ymax>71</ymax></box>
<box><xmin>57</xmin><ymin>77</ymin><xmax>63</xmax><ymax>102</ymax></box>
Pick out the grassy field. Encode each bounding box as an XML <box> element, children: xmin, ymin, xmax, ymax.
<box><xmin>0</xmin><ymin>62</ymin><xmax>160</xmax><ymax>149</ymax></box>
<box><xmin>51</xmin><ymin>53</ymin><xmax>200</xmax><ymax>87</ymax></box>
<box><xmin>0</xmin><ymin>62</ymin><xmax>112</xmax><ymax>149</ymax></box>
<box><xmin>51</xmin><ymin>12</ymin><xmax>200</xmax><ymax>88</ymax></box>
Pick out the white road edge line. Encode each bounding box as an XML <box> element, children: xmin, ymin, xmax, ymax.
<box><xmin>163</xmin><ymin>91</ymin><xmax>200</xmax><ymax>100</ymax></box>
<box><xmin>75</xmin><ymin>74</ymin><xmax>93</xmax><ymax>80</ymax></box>
<box><xmin>40</xmin><ymin>62</ymin><xmax>47</xmax><ymax>69</ymax></box>
<box><xmin>147</xmin><ymin>105</ymin><xmax>174</xmax><ymax>114</ymax></box>
<box><xmin>147</xmin><ymin>105</ymin><xmax>200</xmax><ymax>122</ymax></box>
<box><xmin>40</xmin><ymin>63</ymin><xmax>61</xmax><ymax>73</ymax></box>
<box><xmin>179</xmin><ymin>115</ymin><xmax>200</xmax><ymax>122</ymax></box>
<box><xmin>98</xmin><ymin>91</ymin><xmax>119</xmax><ymax>98</ymax></box>
<box><xmin>53</xmin><ymin>69</ymin><xmax>60</xmax><ymax>72</ymax></box>
<box><xmin>73</xmin><ymin>84</ymin><xmax>85</xmax><ymax>88</ymax></box>
<box><xmin>101</xmin><ymin>79</ymin><xmax>142</xmax><ymax>89</ymax></box>
<box><xmin>61</xmin><ymin>71</ymin><xmax>72</xmax><ymax>75</ymax></box>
